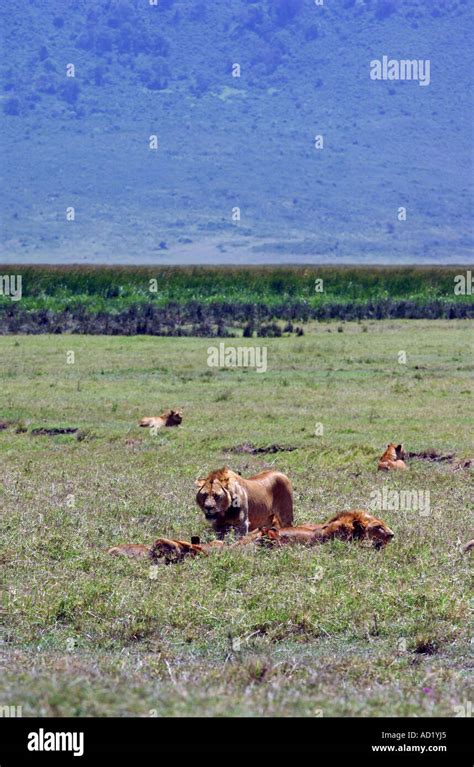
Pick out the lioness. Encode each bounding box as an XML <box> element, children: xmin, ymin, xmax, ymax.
<box><xmin>273</xmin><ymin>510</ymin><xmax>394</xmax><ymax>549</ymax></box>
<box><xmin>139</xmin><ymin>410</ymin><xmax>182</xmax><ymax>429</ymax></box>
<box><xmin>378</xmin><ymin>443</ymin><xmax>407</xmax><ymax>471</ymax></box>
<box><xmin>149</xmin><ymin>537</ymin><xmax>209</xmax><ymax>564</ymax></box>
<box><xmin>195</xmin><ymin>466</ymin><xmax>293</xmax><ymax>538</ymax></box>
<box><xmin>125</xmin><ymin>510</ymin><xmax>394</xmax><ymax>563</ymax></box>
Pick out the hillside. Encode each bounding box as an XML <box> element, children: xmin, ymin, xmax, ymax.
<box><xmin>0</xmin><ymin>0</ymin><xmax>473</xmax><ymax>264</ymax></box>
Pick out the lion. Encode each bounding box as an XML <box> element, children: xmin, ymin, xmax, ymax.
<box><xmin>107</xmin><ymin>509</ymin><xmax>394</xmax><ymax>563</ymax></box>
<box><xmin>227</xmin><ymin>510</ymin><xmax>394</xmax><ymax>550</ymax></box>
<box><xmin>195</xmin><ymin>466</ymin><xmax>293</xmax><ymax>538</ymax></box>
<box><xmin>149</xmin><ymin>537</ymin><xmax>207</xmax><ymax>564</ymax></box>
<box><xmin>150</xmin><ymin>536</ymin><xmax>228</xmax><ymax>563</ymax></box>
<box><xmin>462</xmin><ymin>539</ymin><xmax>474</xmax><ymax>554</ymax></box>
<box><xmin>116</xmin><ymin>510</ymin><xmax>394</xmax><ymax>563</ymax></box>
<box><xmin>281</xmin><ymin>510</ymin><xmax>394</xmax><ymax>548</ymax></box>
<box><xmin>139</xmin><ymin>410</ymin><xmax>182</xmax><ymax>429</ymax></box>
<box><xmin>378</xmin><ymin>443</ymin><xmax>408</xmax><ymax>471</ymax></box>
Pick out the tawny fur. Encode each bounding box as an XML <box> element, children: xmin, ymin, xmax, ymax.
<box><xmin>378</xmin><ymin>443</ymin><xmax>408</xmax><ymax>471</ymax></box>
<box><xmin>109</xmin><ymin>511</ymin><xmax>394</xmax><ymax>564</ymax></box>
<box><xmin>195</xmin><ymin>466</ymin><xmax>293</xmax><ymax>539</ymax></box>
<box><xmin>270</xmin><ymin>510</ymin><xmax>394</xmax><ymax>548</ymax></box>
<box><xmin>139</xmin><ymin>410</ymin><xmax>182</xmax><ymax>429</ymax></box>
<box><xmin>149</xmin><ymin>537</ymin><xmax>206</xmax><ymax>564</ymax></box>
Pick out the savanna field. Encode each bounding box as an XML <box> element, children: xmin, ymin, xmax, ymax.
<box><xmin>1</xmin><ymin>319</ymin><xmax>472</xmax><ymax>717</ymax></box>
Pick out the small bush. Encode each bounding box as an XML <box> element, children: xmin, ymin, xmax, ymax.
<box><xmin>258</xmin><ymin>323</ymin><xmax>282</xmax><ymax>338</ymax></box>
<box><xmin>190</xmin><ymin>73</ymin><xmax>210</xmax><ymax>97</ymax></box>
<box><xmin>243</xmin><ymin>323</ymin><xmax>254</xmax><ymax>338</ymax></box>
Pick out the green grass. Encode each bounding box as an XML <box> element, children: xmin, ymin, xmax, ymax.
<box><xmin>1</xmin><ymin>320</ymin><xmax>472</xmax><ymax>716</ymax></box>
<box><xmin>1</xmin><ymin>265</ymin><xmax>472</xmax><ymax>312</ymax></box>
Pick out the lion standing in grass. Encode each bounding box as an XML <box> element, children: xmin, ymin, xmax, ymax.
<box><xmin>195</xmin><ymin>466</ymin><xmax>293</xmax><ymax>539</ymax></box>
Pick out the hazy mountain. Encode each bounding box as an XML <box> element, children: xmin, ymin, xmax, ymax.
<box><xmin>1</xmin><ymin>0</ymin><xmax>472</xmax><ymax>264</ymax></box>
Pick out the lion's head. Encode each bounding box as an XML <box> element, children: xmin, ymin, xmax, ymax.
<box><xmin>359</xmin><ymin>512</ymin><xmax>395</xmax><ymax>548</ymax></box>
<box><xmin>195</xmin><ymin>467</ymin><xmax>239</xmax><ymax>523</ymax></box>
<box><xmin>322</xmin><ymin>510</ymin><xmax>394</xmax><ymax>548</ymax></box>
<box><xmin>164</xmin><ymin>409</ymin><xmax>183</xmax><ymax>426</ymax></box>
<box><xmin>383</xmin><ymin>443</ymin><xmax>406</xmax><ymax>461</ymax></box>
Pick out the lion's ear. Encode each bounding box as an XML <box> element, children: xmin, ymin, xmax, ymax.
<box><xmin>195</xmin><ymin>479</ymin><xmax>205</xmax><ymax>487</ymax></box>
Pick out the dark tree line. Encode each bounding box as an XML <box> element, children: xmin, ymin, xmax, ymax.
<box><xmin>0</xmin><ymin>300</ymin><xmax>472</xmax><ymax>336</ymax></box>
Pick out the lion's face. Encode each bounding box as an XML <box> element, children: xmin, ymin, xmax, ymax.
<box><xmin>384</xmin><ymin>444</ymin><xmax>398</xmax><ymax>461</ymax></box>
<box><xmin>322</xmin><ymin>511</ymin><xmax>394</xmax><ymax>548</ymax></box>
<box><xmin>195</xmin><ymin>477</ymin><xmax>233</xmax><ymax>522</ymax></box>
<box><xmin>357</xmin><ymin>512</ymin><xmax>394</xmax><ymax>548</ymax></box>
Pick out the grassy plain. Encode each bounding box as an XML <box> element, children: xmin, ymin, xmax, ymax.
<box><xmin>1</xmin><ymin>320</ymin><xmax>472</xmax><ymax>716</ymax></box>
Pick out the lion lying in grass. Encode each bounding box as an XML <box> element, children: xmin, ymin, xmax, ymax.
<box><xmin>378</xmin><ymin>443</ymin><xmax>408</xmax><ymax>471</ymax></box>
<box><xmin>108</xmin><ymin>510</ymin><xmax>394</xmax><ymax>564</ymax></box>
<box><xmin>266</xmin><ymin>510</ymin><xmax>394</xmax><ymax>549</ymax></box>
<box><xmin>195</xmin><ymin>466</ymin><xmax>294</xmax><ymax>538</ymax></box>
<box><xmin>139</xmin><ymin>410</ymin><xmax>182</xmax><ymax>429</ymax></box>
